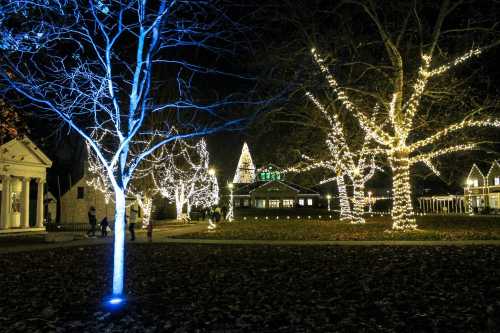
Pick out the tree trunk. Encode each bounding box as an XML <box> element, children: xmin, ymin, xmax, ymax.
<box><xmin>175</xmin><ymin>200</ymin><xmax>183</xmax><ymax>220</ymax></box>
<box><xmin>352</xmin><ymin>179</ymin><xmax>366</xmax><ymax>224</ymax></box>
<box><xmin>137</xmin><ymin>195</ymin><xmax>152</xmax><ymax>227</ymax></box>
<box><xmin>112</xmin><ymin>188</ymin><xmax>126</xmax><ymax>296</ymax></box>
<box><xmin>175</xmin><ymin>185</ymin><xmax>184</xmax><ymax>220</ymax></box>
<box><xmin>186</xmin><ymin>202</ymin><xmax>192</xmax><ymax>217</ymax></box>
<box><xmin>390</xmin><ymin>149</ymin><xmax>416</xmax><ymax>230</ymax></box>
<box><xmin>336</xmin><ymin>174</ymin><xmax>352</xmax><ymax>221</ymax></box>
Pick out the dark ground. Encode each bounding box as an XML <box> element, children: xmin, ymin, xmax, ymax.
<box><xmin>178</xmin><ymin>216</ymin><xmax>500</xmax><ymax>241</ymax></box>
<box><xmin>0</xmin><ymin>244</ymin><xmax>499</xmax><ymax>332</ymax></box>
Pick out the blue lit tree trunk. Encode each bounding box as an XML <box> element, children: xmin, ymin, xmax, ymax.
<box><xmin>113</xmin><ymin>188</ymin><xmax>127</xmax><ymax>296</ymax></box>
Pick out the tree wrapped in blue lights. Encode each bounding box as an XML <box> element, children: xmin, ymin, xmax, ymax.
<box><xmin>1</xmin><ymin>0</ymin><xmax>244</xmax><ymax>302</ymax></box>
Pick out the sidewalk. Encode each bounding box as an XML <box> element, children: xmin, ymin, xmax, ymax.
<box><xmin>1</xmin><ymin>222</ymin><xmax>500</xmax><ymax>254</ymax></box>
<box><xmin>0</xmin><ymin>222</ymin><xmax>208</xmax><ymax>254</ymax></box>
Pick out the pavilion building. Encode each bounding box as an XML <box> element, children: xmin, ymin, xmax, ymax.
<box><xmin>231</xmin><ymin>144</ymin><xmax>319</xmax><ymax>209</ymax></box>
<box><xmin>0</xmin><ymin>137</ymin><xmax>52</xmax><ymax>231</ymax></box>
<box><xmin>417</xmin><ymin>160</ymin><xmax>500</xmax><ymax>214</ymax></box>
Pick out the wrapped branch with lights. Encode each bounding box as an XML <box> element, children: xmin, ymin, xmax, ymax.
<box><xmin>309</xmin><ymin>1</ymin><xmax>500</xmax><ymax>230</ymax></box>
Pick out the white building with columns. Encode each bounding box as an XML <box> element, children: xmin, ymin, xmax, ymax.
<box><xmin>0</xmin><ymin>137</ymin><xmax>52</xmax><ymax>230</ymax></box>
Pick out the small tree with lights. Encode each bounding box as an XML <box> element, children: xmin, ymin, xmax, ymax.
<box><xmin>153</xmin><ymin>138</ymin><xmax>218</xmax><ymax>221</ymax></box>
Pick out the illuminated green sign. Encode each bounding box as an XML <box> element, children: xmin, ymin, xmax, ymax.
<box><xmin>258</xmin><ymin>165</ymin><xmax>283</xmax><ymax>181</ymax></box>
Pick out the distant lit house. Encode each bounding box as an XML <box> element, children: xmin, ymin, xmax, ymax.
<box><xmin>464</xmin><ymin>161</ymin><xmax>500</xmax><ymax>212</ymax></box>
<box><xmin>60</xmin><ymin>160</ymin><xmax>142</xmax><ymax>226</ymax></box>
<box><xmin>232</xmin><ymin>144</ymin><xmax>319</xmax><ymax>209</ymax></box>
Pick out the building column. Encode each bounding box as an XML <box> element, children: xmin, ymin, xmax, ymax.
<box><xmin>21</xmin><ymin>177</ymin><xmax>30</xmax><ymax>228</ymax></box>
<box><xmin>1</xmin><ymin>175</ymin><xmax>11</xmax><ymax>229</ymax></box>
<box><xmin>35</xmin><ymin>178</ymin><xmax>44</xmax><ymax>228</ymax></box>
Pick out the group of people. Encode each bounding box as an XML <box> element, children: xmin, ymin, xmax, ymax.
<box><xmin>205</xmin><ymin>204</ymin><xmax>232</xmax><ymax>230</ymax></box>
<box><xmin>201</xmin><ymin>205</ymin><xmax>228</xmax><ymax>222</ymax></box>
<box><xmin>87</xmin><ymin>205</ymin><xmax>144</xmax><ymax>241</ymax></box>
<box><xmin>87</xmin><ymin>206</ymin><xmax>109</xmax><ymax>238</ymax></box>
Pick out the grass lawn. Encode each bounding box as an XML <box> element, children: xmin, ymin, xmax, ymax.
<box><xmin>176</xmin><ymin>215</ymin><xmax>500</xmax><ymax>241</ymax></box>
<box><xmin>0</xmin><ymin>244</ymin><xmax>499</xmax><ymax>331</ymax></box>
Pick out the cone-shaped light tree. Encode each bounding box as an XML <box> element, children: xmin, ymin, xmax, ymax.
<box><xmin>0</xmin><ymin>1</ymin><xmax>245</xmax><ymax>301</ymax></box>
<box><xmin>310</xmin><ymin>1</ymin><xmax>500</xmax><ymax>230</ymax></box>
<box><xmin>233</xmin><ymin>142</ymin><xmax>256</xmax><ymax>184</ymax></box>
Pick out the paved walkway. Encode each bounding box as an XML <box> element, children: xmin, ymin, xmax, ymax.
<box><xmin>1</xmin><ymin>222</ymin><xmax>500</xmax><ymax>254</ymax></box>
<box><xmin>0</xmin><ymin>222</ymin><xmax>207</xmax><ymax>254</ymax></box>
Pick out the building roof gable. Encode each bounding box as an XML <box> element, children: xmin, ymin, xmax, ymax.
<box><xmin>250</xmin><ymin>180</ymin><xmax>300</xmax><ymax>194</ymax></box>
<box><xmin>487</xmin><ymin>160</ymin><xmax>500</xmax><ymax>181</ymax></box>
<box><xmin>0</xmin><ymin>137</ymin><xmax>52</xmax><ymax>167</ymax></box>
<box><xmin>466</xmin><ymin>163</ymin><xmax>486</xmax><ymax>186</ymax></box>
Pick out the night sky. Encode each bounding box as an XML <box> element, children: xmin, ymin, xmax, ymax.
<box><xmin>14</xmin><ymin>0</ymin><xmax>500</xmax><ymax>197</ymax></box>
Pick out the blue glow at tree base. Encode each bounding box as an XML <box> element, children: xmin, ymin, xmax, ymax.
<box><xmin>103</xmin><ymin>295</ymin><xmax>126</xmax><ymax>311</ymax></box>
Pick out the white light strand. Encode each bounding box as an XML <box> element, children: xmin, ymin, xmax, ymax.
<box><xmin>409</xmin><ymin>119</ymin><xmax>500</xmax><ymax>152</ymax></box>
<box><xmin>410</xmin><ymin>143</ymin><xmax>478</xmax><ymax>165</ymax></box>
<box><xmin>427</xmin><ymin>48</ymin><xmax>482</xmax><ymax>77</ymax></box>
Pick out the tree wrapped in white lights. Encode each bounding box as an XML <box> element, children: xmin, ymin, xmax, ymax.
<box><xmin>153</xmin><ymin>138</ymin><xmax>218</xmax><ymax>220</ymax></box>
<box><xmin>286</xmin><ymin>93</ymin><xmax>379</xmax><ymax>223</ymax></box>
<box><xmin>310</xmin><ymin>2</ymin><xmax>500</xmax><ymax>230</ymax></box>
<box><xmin>0</xmin><ymin>1</ymin><xmax>244</xmax><ymax>300</ymax></box>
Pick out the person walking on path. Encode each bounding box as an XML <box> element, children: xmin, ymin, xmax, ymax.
<box><xmin>129</xmin><ymin>205</ymin><xmax>138</xmax><ymax>241</ymax></box>
<box><xmin>221</xmin><ymin>206</ymin><xmax>228</xmax><ymax>221</ymax></box>
<box><xmin>100</xmin><ymin>217</ymin><xmax>109</xmax><ymax>238</ymax></box>
<box><xmin>147</xmin><ymin>221</ymin><xmax>153</xmax><ymax>242</ymax></box>
<box><xmin>214</xmin><ymin>206</ymin><xmax>222</xmax><ymax>223</ymax></box>
<box><xmin>208</xmin><ymin>206</ymin><xmax>217</xmax><ymax>230</ymax></box>
<box><xmin>87</xmin><ymin>206</ymin><xmax>97</xmax><ymax>237</ymax></box>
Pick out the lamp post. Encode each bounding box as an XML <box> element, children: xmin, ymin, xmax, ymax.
<box><xmin>227</xmin><ymin>182</ymin><xmax>234</xmax><ymax>222</ymax></box>
<box><xmin>367</xmin><ymin>191</ymin><xmax>373</xmax><ymax>214</ymax></box>
<box><xmin>208</xmin><ymin>168</ymin><xmax>217</xmax><ymax>230</ymax></box>
<box><xmin>326</xmin><ymin>194</ymin><xmax>331</xmax><ymax>212</ymax></box>
<box><xmin>466</xmin><ymin>179</ymin><xmax>473</xmax><ymax>215</ymax></box>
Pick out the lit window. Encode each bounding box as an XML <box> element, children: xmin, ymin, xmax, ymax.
<box><xmin>243</xmin><ymin>199</ymin><xmax>249</xmax><ymax>207</ymax></box>
<box><xmin>472</xmin><ymin>179</ymin><xmax>479</xmax><ymax>187</ymax></box>
<box><xmin>234</xmin><ymin>200</ymin><xmax>240</xmax><ymax>207</ymax></box>
<box><xmin>269</xmin><ymin>200</ymin><xmax>280</xmax><ymax>208</ymax></box>
<box><xmin>282</xmin><ymin>199</ymin><xmax>294</xmax><ymax>208</ymax></box>
<box><xmin>256</xmin><ymin>199</ymin><xmax>266</xmax><ymax>208</ymax></box>
<box><xmin>298</xmin><ymin>198</ymin><xmax>304</xmax><ymax>206</ymax></box>
<box><xmin>495</xmin><ymin>177</ymin><xmax>500</xmax><ymax>186</ymax></box>
<box><xmin>307</xmin><ymin>198</ymin><xmax>313</xmax><ymax>206</ymax></box>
